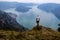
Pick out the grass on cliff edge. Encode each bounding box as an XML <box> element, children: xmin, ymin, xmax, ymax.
<box><xmin>0</xmin><ymin>25</ymin><xmax>60</xmax><ymax>40</ymax></box>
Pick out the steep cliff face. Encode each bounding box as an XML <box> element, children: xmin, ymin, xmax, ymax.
<box><xmin>0</xmin><ymin>10</ymin><xmax>27</xmax><ymax>31</ymax></box>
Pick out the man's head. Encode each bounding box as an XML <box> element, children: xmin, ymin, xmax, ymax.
<box><xmin>37</xmin><ymin>15</ymin><xmax>40</xmax><ymax>18</ymax></box>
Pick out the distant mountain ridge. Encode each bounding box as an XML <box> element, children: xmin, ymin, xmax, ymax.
<box><xmin>0</xmin><ymin>2</ymin><xmax>17</xmax><ymax>10</ymax></box>
<box><xmin>0</xmin><ymin>2</ymin><xmax>36</xmax><ymax>12</ymax></box>
<box><xmin>15</xmin><ymin>5</ymin><xmax>31</xmax><ymax>12</ymax></box>
<box><xmin>0</xmin><ymin>10</ymin><xmax>27</xmax><ymax>31</ymax></box>
<box><xmin>38</xmin><ymin>3</ymin><xmax>60</xmax><ymax>19</ymax></box>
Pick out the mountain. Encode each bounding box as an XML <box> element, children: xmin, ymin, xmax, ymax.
<box><xmin>38</xmin><ymin>3</ymin><xmax>60</xmax><ymax>19</ymax></box>
<box><xmin>0</xmin><ymin>10</ymin><xmax>27</xmax><ymax>31</ymax></box>
<box><xmin>15</xmin><ymin>5</ymin><xmax>31</xmax><ymax>12</ymax></box>
<box><xmin>0</xmin><ymin>2</ymin><xmax>37</xmax><ymax>29</ymax></box>
<box><xmin>0</xmin><ymin>25</ymin><xmax>60</xmax><ymax>40</ymax></box>
<box><xmin>0</xmin><ymin>2</ymin><xmax>36</xmax><ymax>12</ymax></box>
<box><xmin>0</xmin><ymin>2</ymin><xmax>17</xmax><ymax>10</ymax></box>
<box><xmin>15</xmin><ymin>3</ymin><xmax>36</xmax><ymax>12</ymax></box>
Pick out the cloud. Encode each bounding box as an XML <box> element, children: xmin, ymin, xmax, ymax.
<box><xmin>16</xmin><ymin>6</ymin><xmax>60</xmax><ymax>29</ymax></box>
<box><xmin>0</xmin><ymin>0</ymin><xmax>60</xmax><ymax>4</ymax></box>
<box><xmin>4</xmin><ymin>5</ymin><xmax>60</xmax><ymax>29</ymax></box>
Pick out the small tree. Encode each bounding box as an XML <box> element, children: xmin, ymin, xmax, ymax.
<box><xmin>57</xmin><ymin>24</ymin><xmax>60</xmax><ymax>32</ymax></box>
<box><xmin>58</xmin><ymin>24</ymin><xmax>60</xmax><ymax>26</ymax></box>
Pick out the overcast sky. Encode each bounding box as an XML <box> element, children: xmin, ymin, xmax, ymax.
<box><xmin>0</xmin><ymin>0</ymin><xmax>60</xmax><ymax>4</ymax></box>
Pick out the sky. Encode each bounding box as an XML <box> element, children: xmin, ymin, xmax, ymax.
<box><xmin>0</xmin><ymin>0</ymin><xmax>60</xmax><ymax>4</ymax></box>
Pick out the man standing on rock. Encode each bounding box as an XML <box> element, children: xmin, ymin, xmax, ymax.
<box><xmin>36</xmin><ymin>15</ymin><xmax>40</xmax><ymax>26</ymax></box>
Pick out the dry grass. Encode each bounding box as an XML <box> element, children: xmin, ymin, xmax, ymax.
<box><xmin>0</xmin><ymin>26</ymin><xmax>60</xmax><ymax>40</ymax></box>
